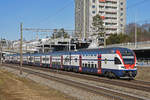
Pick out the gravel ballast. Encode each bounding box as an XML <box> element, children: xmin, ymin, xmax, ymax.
<box><xmin>0</xmin><ymin>66</ymin><xmax>111</xmax><ymax>100</ymax></box>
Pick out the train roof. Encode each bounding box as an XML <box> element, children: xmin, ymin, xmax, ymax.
<box><xmin>78</xmin><ymin>47</ymin><xmax>131</xmax><ymax>52</ymax></box>
<box><xmin>7</xmin><ymin>47</ymin><xmax>133</xmax><ymax>56</ymax></box>
<box><xmin>49</xmin><ymin>47</ymin><xmax>133</xmax><ymax>55</ymax></box>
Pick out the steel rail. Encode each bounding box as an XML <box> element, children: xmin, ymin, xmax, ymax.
<box><xmin>11</xmin><ymin>64</ymin><xmax>150</xmax><ymax>92</ymax></box>
<box><xmin>3</xmin><ymin>64</ymin><xmax>148</xmax><ymax>100</ymax></box>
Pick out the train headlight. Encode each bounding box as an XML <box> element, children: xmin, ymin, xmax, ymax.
<box><xmin>122</xmin><ymin>71</ymin><xmax>125</xmax><ymax>74</ymax></box>
<box><xmin>134</xmin><ymin>66</ymin><xmax>137</xmax><ymax>69</ymax></box>
<box><xmin>121</xmin><ymin>66</ymin><xmax>125</xmax><ymax>69</ymax></box>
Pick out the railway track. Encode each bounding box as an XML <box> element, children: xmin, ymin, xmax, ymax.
<box><xmin>4</xmin><ymin>63</ymin><xmax>150</xmax><ymax>93</ymax></box>
<box><xmin>2</xmin><ymin>64</ymin><xmax>148</xmax><ymax>100</ymax></box>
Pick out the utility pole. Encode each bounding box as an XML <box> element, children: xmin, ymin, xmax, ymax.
<box><xmin>0</xmin><ymin>38</ymin><xmax>2</xmax><ymax>65</ymax></box>
<box><xmin>20</xmin><ymin>23</ymin><xmax>23</xmax><ymax>75</ymax></box>
<box><xmin>68</xmin><ymin>39</ymin><xmax>71</xmax><ymax>51</ymax></box>
<box><xmin>135</xmin><ymin>15</ymin><xmax>137</xmax><ymax>48</ymax></box>
<box><xmin>135</xmin><ymin>23</ymin><xmax>137</xmax><ymax>48</ymax></box>
<box><xmin>104</xmin><ymin>32</ymin><xmax>106</xmax><ymax>48</ymax></box>
<box><xmin>83</xmin><ymin>0</ymin><xmax>86</xmax><ymax>40</ymax></box>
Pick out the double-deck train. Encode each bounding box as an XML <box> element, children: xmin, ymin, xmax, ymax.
<box><xmin>5</xmin><ymin>47</ymin><xmax>137</xmax><ymax>78</ymax></box>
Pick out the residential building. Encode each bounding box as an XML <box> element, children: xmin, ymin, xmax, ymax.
<box><xmin>75</xmin><ymin>0</ymin><xmax>126</xmax><ymax>39</ymax></box>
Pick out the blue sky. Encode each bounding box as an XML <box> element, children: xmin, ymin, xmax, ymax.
<box><xmin>0</xmin><ymin>0</ymin><xmax>150</xmax><ymax>40</ymax></box>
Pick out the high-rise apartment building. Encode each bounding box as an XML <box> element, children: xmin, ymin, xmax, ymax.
<box><xmin>75</xmin><ymin>0</ymin><xmax>126</xmax><ymax>39</ymax></box>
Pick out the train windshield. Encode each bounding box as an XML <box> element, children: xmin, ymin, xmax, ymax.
<box><xmin>115</xmin><ymin>57</ymin><xmax>122</xmax><ymax>64</ymax></box>
<box><xmin>123</xmin><ymin>58</ymin><xmax>135</xmax><ymax>65</ymax></box>
<box><xmin>120</xmin><ymin>50</ymin><xmax>134</xmax><ymax>56</ymax></box>
<box><xmin>120</xmin><ymin>50</ymin><xmax>135</xmax><ymax>65</ymax></box>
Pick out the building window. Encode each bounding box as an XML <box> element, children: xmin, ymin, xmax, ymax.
<box><xmin>99</xmin><ymin>0</ymin><xmax>106</xmax><ymax>3</ymax></box>
<box><xmin>92</xmin><ymin>11</ymin><xmax>96</xmax><ymax>14</ymax></box>
<box><xmin>105</xmin><ymin>17</ymin><xmax>117</xmax><ymax>20</ymax></box>
<box><xmin>106</xmin><ymin>1</ymin><xmax>117</xmax><ymax>4</ymax></box>
<box><xmin>120</xmin><ymin>2</ymin><xmax>123</xmax><ymax>5</ymax></box>
<box><xmin>92</xmin><ymin>5</ymin><xmax>95</xmax><ymax>8</ymax></box>
<box><xmin>106</xmin><ymin>12</ymin><xmax>117</xmax><ymax>15</ymax></box>
<box><xmin>99</xmin><ymin>11</ymin><xmax>104</xmax><ymax>14</ymax></box>
<box><xmin>99</xmin><ymin>5</ymin><xmax>104</xmax><ymax>8</ymax></box>
<box><xmin>105</xmin><ymin>6</ymin><xmax>117</xmax><ymax>9</ymax></box>
<box><xmin>120</xmin><ymin>18</ymin><xmax>123</xmax><ymax>21</ymax></box>
<box><xmin>92</xmin><ymin>0</ymin><xmax>95</xmax><ymax>3</ymax></box>
<box><xmin>121</xmin><ymin>8</ymin><xmax>123</xmax><ymax>10</ymax></box>
<box><xmin>120</xmin><ymin>13</ymin><xmax>123</xmax><ymax>16</ymax></box>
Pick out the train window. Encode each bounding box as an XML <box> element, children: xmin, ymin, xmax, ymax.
<box><xmin>88</xmin><ymin>64</ymin><xmax>90</xmax><ymax>68</ymax></box>
<box><xmin>29</xmin><ymin>57</ymin><xmax>33</xmax><ymax>61</ymax></box>
<box><xmin>121</xmin><ymin>51</ymin><xmax>133</xmax><ymax>56</ymax></box>
<box><xmin>82</xmin><ymin>63</ymin><xmax>84</xmax><ymax>67</ymax></box>
<box><xmin>95</xmin><ymin>64</ymin><xmax>97</xmax><ymax>68</ymax></box>
<box><xmin>91</xmin><ymin>64</ymin><xmax>94</xmax><ymax>68</ymax></box>
<box><xmin>46</xmin><ymin>58</ymin><xmax>49</xmax><ymax>61</ymax></box>
<box><xmin>75</xmin><ymin>58</ymin><xmax>77</xmax><ymax>62</ymax></box>
<box><xmin>123</xmin><ymin>58</ymin><xmax>134</xmax><ymax>65</ymax></box>
<box><xmin>85</xmin><ymin>63</ymin><xmax>87</xmax><ymax>67</ymax></box>
<box><xmin>104</xmin><ymin>58</ymin><xmax>107</xmax><ymax>64</ymax></box>
<box><xmin>115</xmin><ymin>57</ymin><xmax>121</xmax><ymax>64</ymax></box>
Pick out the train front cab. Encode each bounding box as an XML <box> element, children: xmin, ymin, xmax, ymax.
<box><xmin>101</xmin><ymin>49</ymin><xmax>137</xmax><ymax>79</ymax></box>
<box><xmin>115</xmin><ymin>50</ymin><xmax>137</xmax><ymax>78</ymax></box>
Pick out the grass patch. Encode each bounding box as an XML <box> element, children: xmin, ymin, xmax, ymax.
<box><xmin>135</xmin><ymin>67</ymin><xmax>150</xmax><ymax>81</ymax></box>
<box><xmin>0</xmin><ymin>69</ymin><xmax>77</xmax><ymax>100</ymax></box>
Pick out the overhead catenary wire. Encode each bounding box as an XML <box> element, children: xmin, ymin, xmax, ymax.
<box><xmin>24</xmin><ymin>0</ymin><xmax>75</xmax><ymax>40</ymax></box>
<box><xmin>24</xmin><ymin>0</ymin><xmax>150</xmax><ymax>40</ymax></box>
<box><xmin>34</xmin><ymin>0</ymin><xmax>74</xmax><ymax>26</ymax></box>
<box><xmin>127</xmin><ymin>0</ymin><xmax>150</xmax><ymax>24</ymax></box>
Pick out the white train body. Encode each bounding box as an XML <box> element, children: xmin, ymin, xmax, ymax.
<box><xmin>5</xmin><ymin>47</ymin><xmax>137</xmax><ymax>78</ymax></box>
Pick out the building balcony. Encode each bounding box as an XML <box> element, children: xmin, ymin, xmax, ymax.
<box><xmin>104</xmin><ymin>19</ymin><xmax>117</xmax><ymax>23</ymax></box>
<box><xmin>105</xmin><ymin>3</ymin><xmax>117</xmax><ymax>7</ymax></box>
<box><xmin>105</xmin><ymin>14</ymin><xmax>117</xmax><ymax>18</ymax></box>
<box><xmin>105</xmin><ymin>25</ymin><xmax>118</xmax><ymax>29</ymax></box>
<box><xmin>105</xmin><ymin>30</ymin><xmax>117</xmax><ymax>34</ymax></box>
<box><xmin>106</xmin><ymin>0</ymin><xmax>118</xmax><ymax>2</ymax></box>
<box><xmin>105</xmin><ymin>8</ymin><xmax>117</xmax><ymax>12</ymax></box>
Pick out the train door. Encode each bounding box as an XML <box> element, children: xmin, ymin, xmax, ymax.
<box><xmin>50</xmin><ymin>56</ymin><xmax>52</xmax><ymax>68</ymax></box>
<box><xmin>101</xmin><ymin>54</ymin><xmax>115</xmax><ymax>69</ymax></box>
<box><xmin>29</xmin><ymin>56</ymin><xmax>33</xmax><ymax>65</ymax></box>
<box><xmin>97</xmin><ymin>54</ymin><xmax>102</xmax><ymax>74</ymax></box>
<box><xmin>33</xmin><ymin>55</ymin><xmax>35</xmax><ymax>65</ymax></box>
<box><xmin>34</xmin><ymin>55</ymin><xmax>40</xmax><ymax>66</ymax></box>
<box><xmin>61</xmin><ymin>55</ymin><xmax>63</xmax><ymax>69</ymax></box>
<box><xmin>27</xmin><ymin>55</ymin><xmax>29</xmax><ymax>64</ymax></box>
<box><xmin>79</xmin><ymin>55</ymin><xmax>82</xmax><ymax>72</ymax></box>
<box><xmin>41</xmin><ymin>55</ymin><xmax>45</xmax><ymax>67</ymax></box>
<box><xmin>40</xmin><ymin>56</ymin><xmax>42</xmax><ymax>66</ymax></box>
<box><xmin>17</xmin><ymin>56</ymin><xmax>20</xmax><ymax>64</ymax></box>
<box><xmin>71</xmin><ymin>54</ymin><xmax>79</xmax><ymax>71</ymax></box>
<box><xmin>45</xmin><ymin>55</ymin><xmax>50</xmax><ymax>67</ymax></box>
<box><xmin>29</xmin><ymin>55</ymin><xmax>34</xmax><ymax>65</ymax></box>
<box><xmin>63</xmin><ymin>53</ymin><xmax>71</xmax><ymax>70</ymax></box>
